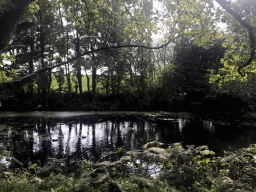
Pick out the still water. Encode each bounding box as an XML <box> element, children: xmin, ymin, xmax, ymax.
<box><xmin>0</xmin><ymin>111</ymin><xmax>256</xmax><ymax>168</ymax></box>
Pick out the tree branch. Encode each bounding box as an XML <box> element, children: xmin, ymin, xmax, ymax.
<box><xmin>0</xmin><ymin>34</ymin><xmax>182</xmax><ymax>91</ymax></box>
<box><xmin>214</xmin><ymin>0</ymin><xmax>255</xmax><ymax>76</ymax></box>
<box><xmin>0</xmin><ymin>0</ymin><xmax>34</xmax><ymax>54</ymax></box>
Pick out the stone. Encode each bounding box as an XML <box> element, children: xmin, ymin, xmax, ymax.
<box><xmin>147</xmin><ymin>147</ymin><xmax>166</xmax><ymax>154</ymax></box>
<box><xmin>216</xmin><ymin>176</ymin><xmax>235</xmax><ymax>191</ymax></box>
<box><xmin>3</xmin><ymin>171</ymin><xmax>13</xmax><ymax>178</ymax></box>
<box><xmin>74</xmin><ymin>166</ymin><xmax>109</xmax><ymax>192</ymax></box>
<box><xmin>200</xmin><ymin>150</ymin><xmax>212</xmax><ymax>157</ymax></box>
<box><xmin>143</xmin><ymin>147</ymin><xmax>171</xmax><ymax>162</ymax></box>
<box><xmin>159</xmin><ymin>164</ymin><xmax>197</xmax><ymax>188</ymax></box>
<box><xmin>32</xmin><ymin>177</ymin><xmax>43</xmax><ymax>183</ymax></box>
<box><xmin>126</xmin><ymin>151</ymin><xmax>142</xmax><ymax>157</ymax></box>
<box><xmin>107</xmin><ymin>182</ymin><xmax>122</xmax><ymax>192</ymax></box>
<box><xmin>120</xmin><ymin>156</ymin><xmax>131</xmax><ymax>163</ymax></box>
<box><xmin>167</xmin><ymin>143</ymin><xmax>185</xmax><ymax>155</ymax></box>
<box><xmin>195</xmin><ymin>145</ymin><xmax>209</xmax><ymax>151</ymax></box>
<box><xmin>142</xmin><ymin>141</ymin><xmax>164</xmax><ymax>149</ymax></box>
<box><xmin>36</xmin><ymin>159</ymin><xmax>63</xmax><ymax>178</ymax></box>
<box><xmin>241</xmin><ymin>167</ymin><xmax>256</xmax><ymax>185</ymax></box>
<box><xmin>93</xmin><ymin>161</ymin><xmax>112</xmax><ymax>168</ymax></box>
<box><xmin>131</xmin><ymin>176</ymin><xmax>154</xmax><ymax>188</ymax></box>
<box><xmin>214</xmin><ymin>153</ymin><xmax>236</xmax><ymax>164</ymax></box>
<box><xmin>177</xmin><ymin>150</ymin><xmax>194</xmax><ymax>164</ymax></box>
<box><xmin>93</xmin><ymin>160</ymin><xmax>121</xmax><ymax>169</ymax></box>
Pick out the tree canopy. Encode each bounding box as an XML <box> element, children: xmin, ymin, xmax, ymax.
<box><xmin>0</xmin><ymin>0</ymin><xmax>255</xmax><ymax>111</ymax></box>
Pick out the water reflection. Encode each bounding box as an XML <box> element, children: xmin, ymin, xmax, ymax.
<box><xmin>0</xmin><ymin>114</ymin><xmax>256</xmax><ymax>168</ymax></box>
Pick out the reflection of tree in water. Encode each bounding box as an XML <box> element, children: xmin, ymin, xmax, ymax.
<box><xmin>147</xmin><ymin>121</ymin><xmax>157</xmax><ymax>142</ymax></box>
<box><xmin>28</xmin><ymin>124</ymin><xmax>34</xmax><ymax>165</ymax></box>
<box><xmin>116</xmin><ymin>121</ymin><xmax>124</xmax><ymax>148</ymax></box>
<box><xmin>4</xmin><ymin>122</ymin><xmax>34</xmax><ymax>166</ymax></box>
<box><xmin>36</xmin><ymin>121</ymin><xmax>51</xmax><ymax>165</ymax></box>
<box><xmin>90</xmin><ymin>124</ymin><xmax>100</xmax><ymax>162</ymax></box>
<box><xmin>57</xmin><ymin>124</ymin><xmax>64</xmax><ymax>159</ymax></box>
<box><xmin>74</xmin><ymin>123</ymin><xmax>82</xmax><ymax>160</ymax></box>
<box><xmin>104</xmin><ymin>121</ymin><xmax>110</xmax><ymax>147</ymax></box>
<box><xmin>181</xmin><ymin>118</ymin><xmax>211</xmax><ymax>147</ymax></box>
<box><xmin>127</xmin><ymin>121</ymin><xmax>135</xmax><ymax>149</ymax></box>
<box><xmin>109</xmin><ymin>122</ymin><xmax>115</xmax><ymax>152</ymax></box>
<box><xmin>135</xmin><ymin>120</ymin><xmax>146</xmax><ymax>147</ymax></box>
<box><xmin>212</xmin><ymin>122</ymin><xmax>256</xmax><ymax>155</ymax></box>
<box><xmin>158</xmin><ymin>120</ymin><xmax>183</xmax><ymax>144</ymax></box>
<box><xmin>65</xmin><ymin>123</ymin><xmax>72</xmax><ymax>159</ymax></box>
<box><xmin>5</xmin><ymin>115</ymin><xmax>256</xmax><ymax>168</ymax></box>
<box><xmin>11</xmin><ymin>134</ymin><xmax>27</xmax><ymax>165</ymax></box>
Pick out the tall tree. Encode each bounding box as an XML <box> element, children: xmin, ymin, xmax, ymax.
<box><xmin>1</xmin><ymin>0</ymin><xmax>255</xmax><ymax>103</ymax></box>
<box><xmin>0</xmin><ymin>0</ymin><xmax>34</xmax><ymax>54</ymax></box>
<box><xmin>209</xmin><ymin>0</ymin><xmax>256</xmax><ymax>85</ymax></box>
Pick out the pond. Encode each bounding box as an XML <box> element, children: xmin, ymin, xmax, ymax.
<box><xmin>1</xmin><ymin>111</ymin><xmax>256</xmax><ymax>169</ymax></box>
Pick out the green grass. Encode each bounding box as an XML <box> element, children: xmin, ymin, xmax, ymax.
<box><xmin>0</xmin><ymin>173</ymin><xmax>74</xmax><ymax>192</ymax></box>
<box><xmin>50</xmin><ymin>75</ymin><xmax>105</xmax><ymax>94</ymax></box>
<box><xmin>50</xmin><ymin>74</ymin><xmax>131</xmax><ymax>94</ymax></box>
<box><xmin>31</xmin><ymin>73</ymin><xmax>159</xmax><ymax>95</ymax></box>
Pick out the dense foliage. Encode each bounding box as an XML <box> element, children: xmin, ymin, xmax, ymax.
<box><xmin>0</xmin><ymin>0</ymin><xmax>255</xmax><ymax>113</ymax></box>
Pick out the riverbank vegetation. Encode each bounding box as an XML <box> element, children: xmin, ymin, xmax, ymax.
<box><xmin>0</xmin><ymin>0</ymin><xmax>255</xmax><ymax>115</ymax></box>
<box><xmin>2</xmin><ymin>141</ymin><xmax>256</xmax><ymax>191</ymax></box>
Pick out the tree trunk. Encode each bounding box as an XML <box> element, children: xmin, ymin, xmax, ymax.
<box><xmin>111</xmin><ymin>68</ymin><xmax>115</xmax><ymax>95</ymax></box>
<box><xmin>91</xmin><ymin>46</ymin><xmax>97</xmax><ymax>101</ymax></box>
<box><xmin>28</xmin><ymin>34</ymin><xmax>34</xmax><ymax>95</ymax></box>
<box><xmin>92</xmin><ymin>66</ymin><xmax>97</xmax><ymax>101</ymax></box>
<box><xmin>65</xmin><ymin>64</ymin><xmax>71</xmax><ymax>92</ymax></box>
<box><xmin>106</xmin><ymin>69</ymin><xmax>109</xmax><ymax>95</ymax></box>
<box><xmin>39</xmin><ymin>8</ymin><xmax>47</xmax><ymax>107</ymax></box>
<box><xmin>66</xmin><ymin>23</ymin><xmax>72</xmax><ymax>93</ymax></box>
<box><xmin>141</xmin><ymin>47</ymin><xmax>145</xmax><ymax>92</ymax></box>
<box><xmin>86</xmin><ymin>72</ymin><xmax>90</xmax><ymax>92</ymax></box>
<box><xmin>117</xmin><ymin>66</ymin><xmax>120</xmax><ymax>94</ymax></box>
<box><xmin>75</xmin><ymin>78</ymin><xmax>78</xmax><ymax>94</ymax></box>
<box><xmin>77</xmin><ymin>66</ymin><xmax>82</xmax><ymax>94</ymax></box>
<box><xmin>74</xmin><ymin>36</ymin><xmax>83</xmax><ymax>95</ymax></box>
<box><xmin>47</xmin><ymin>70</ymin><xmax>52</xmax><ymax>94</ymax></box>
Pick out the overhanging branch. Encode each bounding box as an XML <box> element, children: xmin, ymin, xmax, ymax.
<box><xmin>0</xmin><ymin>0</ymin><xmax>34</xmax><ymax>54</ymax></box>
<box><xmin>214</xmin><ymin>0</ymin><xmax>255</xmax><ymax>76</ymax></box>
<box><xmin>0</xmin><ymin>34</ymin><xmax>182</xmax><ymax>91</ymax></box>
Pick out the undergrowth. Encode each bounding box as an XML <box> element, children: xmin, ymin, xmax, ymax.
<box><xmin>2</xmin><ymin>144</ymin><xmax>256</xmax><ymax>191</ymax></box>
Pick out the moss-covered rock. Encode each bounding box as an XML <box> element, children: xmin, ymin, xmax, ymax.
<box><xmin>36</xmin><ymin>159</ymin><xmax>64</xmax><ymax>178</ymax></box>
<box><xmin>216</xmin><ymin>176</ymin><xmax>235</xmax><ymax>191</ymax></box>
<box><xmin>142</xmin><ymin>141</ymin><xmax>165</xmax><ymax>149</ymax></box>
<box><xmin>74</xmin><ymin>166</ymin><xmax>109</xmax><ymax>192</ymax></box>
<box><xmin>159</xmin><ymin>164</ymin><xmax>197</xmax><ymax>188</ymax></box>
<box><xmin>143</xmin><ymin>147</ymin><xmax>171</xmax><ymax>162</ymax></box>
